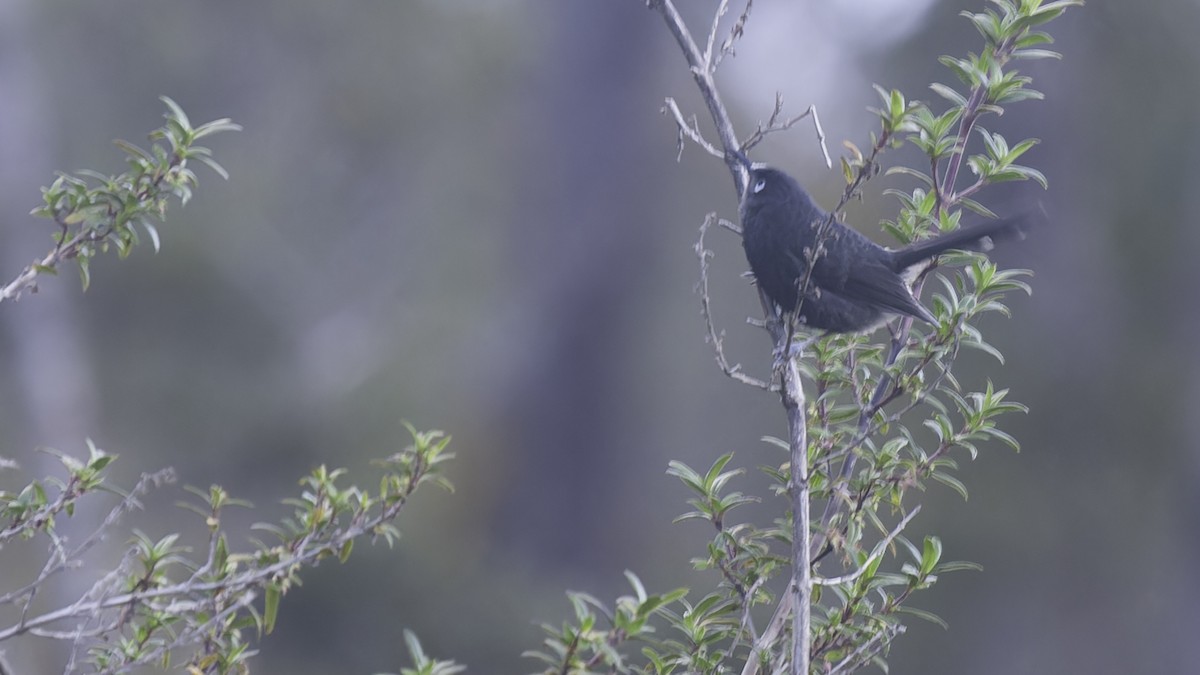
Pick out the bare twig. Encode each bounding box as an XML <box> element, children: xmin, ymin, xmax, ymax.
<box><xmin>813</xmin><ymin>506</ymin><xmax>920</xmax><ymax>586</ymax></box>
<box><xmin>716</xmin><ymin>0</ymin><xmax>754</xmax><ymax>68</ymax></box>
<box><xmin>729</xmin><ymin>575</ymin><xmax>765</xmax><ymax>654</ymax></box>
<box><xmin>718</xmin><ymin>216</ymin><xmax>742</xmax><ymax>236</ymax></box>
<box><xmin>696</xmin><ymin>214</ymin><xmax>774</xmax><ymax>391</ymax></box>
<box><xmin>703</xmin><ymin>0</ymin><xmax>731</xmax><ymax>68</ymax></box>
<box><xmin>649</xmin><ymin>0</ymin><xmax>750</xmax><ymax>195</ymax></box>
<box><xmin>664</xmin><ymin>98</ymin><xmax>725</xmax><ymax>160</ymax></box>
<box><xmin>740</xmin><ymin>591</ymin><xmax>793</xmax><ymax>675</ymax></box>
<box><xmin>827</xmin><ymin>624</ymin><xmax>904</xmax><ymax>675</ymax></box>
<box><xmin>742</xmin><ymin>98</ymin><xmax>832</xmax><ymax>170</ymax></box>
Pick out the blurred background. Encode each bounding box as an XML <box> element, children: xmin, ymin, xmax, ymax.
<box><xmin>0</xmin><ymin>0</ymin><xmax>1196</xmax><ymax>672</ymax></box>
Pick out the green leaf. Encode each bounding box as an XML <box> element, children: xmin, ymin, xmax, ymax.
<box><xmin>985</xmin><ymin>427</ymin><xmax>1022</xmax><ymax>451</ymax></box>
<box><xmin>193</xmin><ymin>118</ymin><xmax>244</xmax><ymax>139</ymax></box>
<box><xmin>264</xmin><ymin>583</ymin><xmax>281</xmax><ymax>634</ymax></box>
<box><xmin>1015</xmin><ymin>30</ymin><xmax>1055</xmax><ymax>48</ymax></box>
<box><xmin>896</xmin><ymin>605</ymin><xmax>949</xmax><ymax>629</ymax></box>
<box><xmin>197</xmin><ymin>155</ymin><xmax>231</xmax><ymax>180</ymax></box>
<box><xmin>929</xmin><ymin>82</ymin><xmax>967</xmax><ymax>107</ymax></box>
<box><xmin>141</xmin><ymin>221</ymin><xmax>161</xmax><ymax>253</ymax></box>
<box><xmin>159</xmin><ymin>95</ymin><xmax>191</xmax><ymax>130</ymax></box>
<box><xmin>931</xmin><ymin>471</ymin><xmax>969</xmax><ymax>500</ymax></box>
<box><xmin>886</xmin><ymin>166</ymin><xmax>934</xmax><ymax>187</ymax></box>
<box><xmin>77</xmin><ymin>258</ymin><xmax>91</xmax><ymax>292</ymax></box>
<box><xmin>667</xmin><ymin>460</ymin><xmax>703</xmax><ymax>493</ymax></box>
<box><xmin>959</xmin><ymin>198</ymin><xmax>999</xmax><ymax>218</ymax></box>
<box><xmin>936</xmin><ymin>560</ymin><xmax>984</xmax><ymax>574</ymax></box>
<box><xmin>1012</xmin><ymin>48</ymin><xmax>1062</xmax><ymax>60</ymax></box>
<box><xmin>625</xmin><ymin>570</ymin><xmax>647</xmax><ymax>603</ymax></box>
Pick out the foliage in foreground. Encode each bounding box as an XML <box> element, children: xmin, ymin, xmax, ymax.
<box><xmin>0</xmin><ymin>426</ymin><xmax>453</xmax><ymax>673</ymax></box>
<box><xmin>0</xmin><ymin>101</ymin><xmax>455</xmax><ymax>674</ymax></box>
<box><xmin>1</xmin><ymin>1</ymin><xmax>1078</xmax><ymax>672</ymax></box>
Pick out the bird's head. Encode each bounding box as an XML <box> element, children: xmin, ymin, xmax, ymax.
<box><xmin>740</xmin><ymin>165</ymin><xmax>814</xmax><ymax>218</ymax></box>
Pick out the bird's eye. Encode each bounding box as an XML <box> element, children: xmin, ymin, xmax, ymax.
<box><xmin>753</xmin><ymin>179</ymin><xmax>766</xmax><ymax>194</ymax></box>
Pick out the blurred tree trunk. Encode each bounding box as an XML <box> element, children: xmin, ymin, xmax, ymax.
<box><xmin>482</xmin><ymin>2</ymin><xmax>661</xmax><ymax>569</ymax></box>
<box><xmin>0</xmin><ymin>3</ymin><xmax>101</xmax><ymax>671</ymax></box>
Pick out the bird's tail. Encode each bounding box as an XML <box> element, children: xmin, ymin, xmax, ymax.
<box><xmin>889</xmin><ymin>215</ymin><xmax>1027</xmax><ymax>271</ymax></box>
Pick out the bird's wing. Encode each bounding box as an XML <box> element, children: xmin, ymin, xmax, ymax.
<box><xmin>838</xmin><ymin>258</ymin><xmax>935</xmax><ymax>323</ymax></box>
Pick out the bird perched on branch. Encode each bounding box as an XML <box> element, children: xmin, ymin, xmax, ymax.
<box><xmin>738</xmin><ymin>163</ymin><xmax>1024</xmax><ymax>335</ymax></box>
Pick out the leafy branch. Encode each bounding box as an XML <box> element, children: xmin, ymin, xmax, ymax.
<box><xmin>0</xmin><ymin>425</ymin><xmax>454</xmax><ymax>674</ymax></box>
<box><xmin>0</xmin><ymin>97</ymin><xmax>240</xmax><ymax>303</ymax></box>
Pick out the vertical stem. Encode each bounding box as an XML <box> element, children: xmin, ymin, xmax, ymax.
<box><xmin>938</xmin><ymin>35</ymin><xmax>1016</xmax><ymax>201</ymax></box>
<box><xmin>650</xmin><ymin>2</ymin><xmax>808</xmax><ymax>669</ymax></box>
<box><xmin>783</xmin><ymin>359</ymin><xmax>810</xmax><ymax>674</ymax></box>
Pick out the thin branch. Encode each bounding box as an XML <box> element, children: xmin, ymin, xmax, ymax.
<box><xmin>0</xmin><ymin>470</ymin><xmax>174</xmax><ymax>609</ymax></box>
<box><xmin>742</xmin><ymin>98</ymin><xmax>832</xmax><ymax>170</ymax></box>
<box><xmin>715</xmin><ymin>0</ymin><xmax>754</xmax><ymax>68</ymax></box>
<box><xmin>703</xmin><ymin>0</ymin><xmax>731</xmax><ymax>68</ymax></box>
<box><xmin>938</xmin><ymin>33</ymin><xmax>1019</xmax><ymax>201</ymax></box>
<box><xmin>730</xmin><ymin>576</ymin><xmax>765</xmax><ymax>652</ymax></box>
<box><xmin>0</xmin><ymin>468</ymin><xmax>423</xmax><ymax>645</ymax></box>
<box><xmin>813</xmin><ymin>506</ymin><xmax>920</xmax><ymax>586</ymax></box>
<box><xmin>664</xmin><ymin>98</ymin><xmax>724</xmax><ymax>160</ymax></box>
<box><xmin>649</xmin><ymin>0</ymin><xmax>749</xmax><ymax>195</ymax></box>
<box><xmin>740</xmin><ymin>591</ymin><xmax>793</xmax><ymax>675</ymax></box>
<box><xmin>827</xmin><ymin>624</ymin><xmax>904</xmax><ymax>675</ymax></box>
<box><xmin>696</xmin><ymin>214</ymin><xmax>774</xmax><ymax>391</ymax></box>
<box><xmin>718</xmin><ymin>216</ymin><xmax>742</xmax><ymax>236</ymax></box>
<box><xmin>808</xmin><ymin>55</ymin><xmax>1003</xmax><ymax>558</ymax></box>
<box><xmin>808</xmin><ymin>105</ymin><xmax>832</xmax><ymax>169</ymax></box>
<box><xmin>0</xmin><ymin>227</ymin><xmax>94</xmax><ymax>303</ymax></box>
<box><xmin>938</xmin><ymin>84</ymin><xmax>988</xmax><ymax>201</ymax></box>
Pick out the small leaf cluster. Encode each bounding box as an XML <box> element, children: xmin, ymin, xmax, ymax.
<box><xmin>0</xmin><ymin>440</ymin><xmax>114</xmax><ymax>543</ymax></box>
<box><xmin>670</xmin><ymin>454</ymin><xmax>784</xmax><ymax>595</ymax></box>
<box><xmin>374</xmin><ymin>629</ymin><xmax>466</xmax><ymax>675</ymax></box>
<box><xmin>525</xmin><ymin>572</ymin><xmax>687</xmax><ymax>674</ymax></box>
<box><xmin>20</xmin><ymin>97</ymin><xmax>240</xmax><ymax>294</ymax></box>
<box><xmin>889</xmin><ymin>0</ymin><xmax>1081</xmax><ymax>212</ymax></box>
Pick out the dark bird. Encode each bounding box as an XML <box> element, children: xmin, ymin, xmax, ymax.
<box><xmin>739</xmin><ymin>164</ymin><xmax>1024</xmax><ymax>335</ymax></box>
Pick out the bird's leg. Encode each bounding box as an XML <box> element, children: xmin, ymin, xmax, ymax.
<box><xmin>771</xmin><ymin>312</ymin><xmax>797</xmax><ymax>370</ymax></box>
<box><xmin>772</xmin><ymin>315</ymin><xmax>825</xmax><ymax>368</ymax></box>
